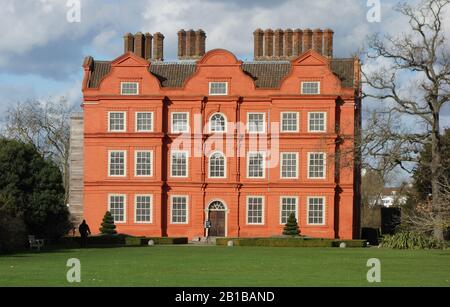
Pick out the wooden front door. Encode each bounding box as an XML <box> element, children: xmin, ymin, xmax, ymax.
<box><xmin>208</xmin><ymin>211</ymin><xmax>225</xmax><ymax>237</ymax></box>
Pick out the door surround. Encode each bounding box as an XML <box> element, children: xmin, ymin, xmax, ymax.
<box><xmin>205</xmin><ymin>199</ymin><xmax>228</xmax><ymax>237</ymax></box>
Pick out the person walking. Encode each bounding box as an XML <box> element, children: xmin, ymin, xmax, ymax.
<box><xmin>78</xmin><ymin>220</ymin><xmax>91</xmax><ymax>248</ymax></box>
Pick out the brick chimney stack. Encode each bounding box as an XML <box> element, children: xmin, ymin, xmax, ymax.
<box><xmin>293</xmin><ymin>29</ymin><xmax>303</xmax><ymax>56</ymax></box>
<box><xmin>144</xmin><ymin>33</ymin><xmax>153</xmax><ymax>61</ymax></box>
<box><xmin>124</xmin><ymin>33</ymin><xmax>134</xmax><ymax>53</ymax></box>
<box><xmin>153</xmin><ymin>32</ymin><xmax>164</xmax><ymax>61</ymax></box>
<box><xmin>134</xmin><ymin>32</ymin><xmax>145</xmax><ymax>58</ymax></box>
<box><xmin>303</xmin><ymin>28</ymin><xmax>313</xmax><ymax>51</ymax></box>
<box><xmin>323</xmin><ymin>29</ymin><xmax>334</xmax><ymax>58</ymax></box>
<box><xmin>195</xmin><ymin>29</ymin><xmax>206</xmax><ymax>58</ymax></box>
<box><xmin>253</xmin><ymin>29</ymin><xmax>264</xmax><ymax>60</ymax></box>
<box><xmin>274</xmin><ymin>29</ymin><xmax>284</xmax><ymax>58</ymax></box>
<box><xmin>178</xmin><ymin>30</ymin><xmax>186</xmax><ymax>59</ymax></box>
<box><xmin>284</xmin><ymin>29</ymin><xmax>293</xmax><ymax>58</ymax></box>
<box><xmin>313</xmin><ymin>29</ymin><xmax>323</xmax><ymax>54</ymax></box>
<box><xmin>186</xmin><ymin>29</ymin><xmax>196</xmax><ymax>57</ymax></box>
<box><xmin>264</xmin><ymin>29</ymin><xmax>274</xmax><ymax>58</ymax></box>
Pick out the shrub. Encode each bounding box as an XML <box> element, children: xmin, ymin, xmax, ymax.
<box><xmin>99</xmin><ymin>211</ymin><xmax>117</xmax><ymax>235</ymax></box>
<box><xmin>216</xmin><ymin>237</ymin><xmax>367</xmax><ymax>248</ymax></box>
<box><xmin>380</xmin><ymin>231</ymin><xmax>446</xmax><ymax>249</ymax></box>
<box><xmin>141</xmin><ymin>237</ymin><xmax>188</xmax><ymax>245</ymax></box>
<box><xmin>0</xmin><ymin>210</ymin><xmax>27</xmax><ymax>253</ymax></box>
<box><xmin>283</xmin><ymin>213</ymin><xmax>300</xmax><ymax>236</ymax></box>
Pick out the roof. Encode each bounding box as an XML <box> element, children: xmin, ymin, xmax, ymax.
<box><xmin>87</xmin><ymin>57</ymin><xmax>356</xmax><ymax>89</ymax></box>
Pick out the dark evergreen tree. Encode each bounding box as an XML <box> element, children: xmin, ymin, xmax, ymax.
<box><xmin>283</xmin><ymin>213</ymin><xmax>300</xmax><ymax>236</ymax></box>
<box><xmin>100</xmin><ymin>211</ymin><xmax>117</xmax><ymax>235</ymax></box>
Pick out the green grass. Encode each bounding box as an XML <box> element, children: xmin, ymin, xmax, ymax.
<box><xmin>0</xmin><ymin>246</ymin><xmax>449</xmax><ymax>287</ymax></box>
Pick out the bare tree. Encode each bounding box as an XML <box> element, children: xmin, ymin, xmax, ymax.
<box><xmin>362</xmin><ymin>0</ymin><xmax>450</xmax><ymax>240</ymax></box>
<box><xmin>4</xmin><ymin>97</ymin><xmax>74</xmax><ymax>203</ymax></box>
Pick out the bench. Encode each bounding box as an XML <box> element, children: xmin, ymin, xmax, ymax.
<box><xmin>28</xmin><ymin>235</ymin><xmax>45</xmax><ymax>251</ymax></box>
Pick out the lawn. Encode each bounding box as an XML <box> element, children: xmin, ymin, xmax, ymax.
<box><xmin>0</xmin><ymin>246</ymin><xmax>449</xmax><ymax>287</ymax></box>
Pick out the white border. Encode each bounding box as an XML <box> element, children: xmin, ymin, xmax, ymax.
<box><xmin>135</xmin><ymin>112</ymin><xmax>154</xmax><ymax>132</ymax></box>
<box><xmin>280</xmin><ymin>112</ymin><xmax>300</xmax><ymax>133</ymax></box>
<box><xmin>280</xmin><ymin>152</ymin><xmax>299</xmax><ymax>179</ymax></box>
<box><xmin>307</xmin><ymin>152</ymin><xmax>326</xmax><ymax>179</ymax></box>
<box><xmin>301</xmin><ymin>81</ymin><xmax>321</xmax><ymax>95</ymax></box>
<box><xmin>108</xmin><ymin>150</ymin><xmax>127</xmax><ymax>177</ymax></box>
<box><xmin>108</xmin><ymin>194</ymin><xmax>126</xmax><ymax>224</ymax></box>
<box><xmin>134</xmin><ymin>150</ymin><xmax>153</xmax><ymax>177</ymax></box>
<box><xmin>246</xmin><ymin>151</ymin><xmax>266</xmax><ymax>179</ymax></box>
<box><xmin>307</xmin><ymin>112</ymin><xmax>327</xmax><ymax>133</ymax></box>
<box><xmin>208</xmin><ymin>81</ymin><xmax>228</xmax><ymax>96</ymax></box>
<box><xmin>171</xmin><ymin>112</ymin><xmax>190</xmax><ymax>133</ymax></box>
<box><xmin>306</xmin><ymin>196</ymin><xmax>326</xmax><ymax>226</ymax></box>
<box><xmin>108</xmin><ymin>111</ymin><xmax>127</xmax><ymax>132</ymax></box>
<box><xmin>247</xmin><ymin>112</ymin><xmax>266</xmax><ymax>134</ymax></box>
<box><xmin>170</xmin><ymin>195</ymin><xmax>189</xmax><ymax>224</ymax></box>
<box><xmin>208</xmin><ymin>112</ymin><xmax>228</xmax><ymax>133</ymax></box>
<box><xmin>279</xmin><ymin>196</ymin><xmax>299</xmax><ymax>225</ymax></box>
<box><xmin>170</xmin><ymin>150</ymin><xmax>189</xmax><ymax>178</ymax></box>
<box><xmin>120</xmin><ymin>81</ymin><xmax>139</xmax><ymax>95</ymax></box>
<box><xmin>246</xmin><ymin>196</ymin><xmax>265</xmax><ymax>225</ymax></box>
<box><xmin>208</xmin><ymin>151</ymin><xmax>227</xmax><ymax>179</ymax></box>
<box><xmin>134</xmin><ymin>194</ymin><xmax>153</xmax><ymax>224</ymax></box>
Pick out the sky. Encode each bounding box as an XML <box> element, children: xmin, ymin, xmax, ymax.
<box><xmin>0</xmin><ymin>0</ymin><xmax>448</xmax><ymax>133</ymax></box>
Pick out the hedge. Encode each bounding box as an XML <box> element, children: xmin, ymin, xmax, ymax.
<box><xmin>139</xmin><ymin>237</ymin><xmax>188</xmax><ymax>245</ymax></box>
<box><xmin>57</xmin><ymin>235</ymin><xmax>188</xmax><ymax>248</ymax></box>
<box><xmin>216</xmin><ymin>237</ymin><xmax>367</xmax><ymax>248</ymax></box>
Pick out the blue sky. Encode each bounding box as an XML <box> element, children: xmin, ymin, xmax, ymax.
<box><xmin>0</xmin><ymin>0</ymin><xmax>448</xmax><ymax>128</ymax></box>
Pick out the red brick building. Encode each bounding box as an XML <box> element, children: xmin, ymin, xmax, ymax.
<box><xmin>76</xmin><ymin>28</ymin><xmax>361</xmax><ymax>240</ymax></box>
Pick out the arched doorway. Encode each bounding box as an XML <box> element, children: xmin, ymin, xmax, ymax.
<box><xmin>207</xmin><ymin>201</ymin><xmax>227</xmax><ymax>237</ymax></box>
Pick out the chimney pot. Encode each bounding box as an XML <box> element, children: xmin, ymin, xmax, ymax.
<box><xmin>178</xmin><ymin>29</ymin><xmax>186</xmax><ymax>59</ymax></box>
<box><xmin>124</xmin><ymin>33</ymin><xmax>134</xmax><ymax>53</ymax></box>
<box><xmin>186</xmin><ymin>29</ymin><xmax>196</xmax><ymax>57</ymax></box>
<box><xmin>303</xmin><ymin>28</ymin><xmax>313</xmax><ymax>51</ymax></box>
<box><xmin>284</xmin><ymin>28</ymin><xmax>293</xmax><ymax>58</ymax></box>
<box><xmin>195</xmin><ymin>29</ymin><xmax>206</xmax><ymax>58</ymax></box>
<box><xmin>264</xmin><ymin>29</ymin><xmax>274</xmax><ymax>58</ymax></box>
<box><xmin>134</xmin><ymin>32</ymin><xmax>145</xmax><ymax>58</ymax></box>
<box><xmin>323</xmin><ymin>28</ymin><xmax>334</xmax><ymax>58</ymax></box>
<box><xmin>253</xmin><ymin>28</ymin><xmax>264</xmax><ymax>60</ymax></box>
<box><xmin>153</xmin><ymin>32</ymin><xmax>164</xmax><ymax>61</ymax></box>
<box><xmin>313</xmin><ymin>29</ymin><xmax>324</xmax><ymax>55</ymax></box>
<box><xmin>274</xmin><ymin>29</ymin><xmax>284</xmax><ymax>58</ymax></box>
<box><xmin>144</xmin><ymin>33</ymin><xmax>153</xmax><ymax>61</ymax></box>
<box><xmin>293</xmin><ymin>29</ymin><xmax>303</xmax><ymax>56</ymax></box>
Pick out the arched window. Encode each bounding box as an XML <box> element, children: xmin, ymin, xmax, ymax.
<box><xmin>209</xmin><ymin>152</ymin><xmax>226</xmax><ymax>178</ymax></box>
<box><xmin>209</xmin><ymin>201</ymin><xmax>226</xmax><ymax>211</ymax></box>
<box><xmin>209</xmin><ymin>113</ymin><xmax>226</xmax><ymax>133</ymax></box>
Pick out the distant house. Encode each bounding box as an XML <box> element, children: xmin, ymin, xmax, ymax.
<box><xmin>380</xmin><ymin>188</ymin><xmax>407</xmax><ymax>208</ymax></box>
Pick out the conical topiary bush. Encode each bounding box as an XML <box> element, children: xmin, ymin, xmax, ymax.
<box><xmin>100</xmin><ymin>211</ymin><xmax>117</xmax><ymax>235</ymax></box>
<box><xmin>283</xmin><ymin>213</ymin><xmax>300</xmax><ymax>236</ymax></box>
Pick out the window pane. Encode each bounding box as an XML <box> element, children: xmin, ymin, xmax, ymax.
<box><xmin>281</xmin><ymin>197</ymin><xmax>297</xmax><ymax>224</ymax></box>
<box><xmin>109</xmin><ymin>112</ymin><xmax>125</xmax><ymax>131</ymax></box>
<box><xmin>109</xmin><ymin>151</ymin><xmax>125</xmax><ymax>176</ymax></box>
<box><xmin>248</xmin><ymin>113</ymin><xmax>265</xmax><ymax>133</ymax></box>
<box><xmin>210</xmin><ymin>114</ymin><xmax>226</xmax><ymax>132</ymax></box>
<box><xmin>308</xmin><ymin>197</ymin><xmax>324</xmax><ymax>225</ymax></box>
<box><xmin>121</xmin><ymin>82</ymin><xmax>138</xmax><ymax>95</ymax></box>
<box><xmin>109</xmin><ymin>195</ymin><xmax>125</xmax><ymax>222</ymax></box>
<box><xmin>309</xmin><ymin>112</ymin><xmax>326</xmax><ymax>132</ymax></box>
<box><xmin>209</xmin><ymin>152</ymin><xmax>225</xmax><ymax>178</ymax></box>
<box><xmin>247</xmin><ymin>197</ymin><xmax>263</xmax><ymax>224</ymax></box>
<box><xmin>281</xmin><ymin>112</ymin><xmax>298</xmax><ymax>132</ymax></box>
<box><xmin>302</xmin><ymin>82</ymin><xmax>320</xmax><ymax>94</ymax></box>
<box><xmin>248</xmin><ymin>152</ymin><xmax>264</xmax><ymax>178</ymax></box>
<box><xmin>209</xmin><ymin>82</ymin><xmax>228</xmax><ymax>95</ymax></box>
<box><xmin>135</xmin><ymin>151</ymin><xmax>152</xmax><ymax>176</ymax></box>
<box><xmin>308</xmin><ymin>153</ymin><xmax>325</xmax><ymax>178</ymax></box>
<box><xmin>172</xmin><ymin>113</ymin><xmax>189</xmax><ymax>133</ymax></box>
<box><xmin>171</xmin><ymin>152</ymin><xmax>188</xmax><ymax>177</ymax></box>
<box><xmin>135</xmin><ymin>195</ymin><xmax>152</xmax><ymax>222</ymax></box>
<box><xmin>136</xmin><ymin>112</ymin><xmax>153</xmax><ymax>131</ymax></box>
<box><xmin>281</xmin><ymin>153</ymin><xmax>297</xmax><ymax>178</ymax></box>
<box><xmin>171</xmin><ymin>196</ymin><xmax>187</xmax><ymax>223</ymax></box>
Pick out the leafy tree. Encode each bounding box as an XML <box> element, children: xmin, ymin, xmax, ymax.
<box><xmin>283</xmin><ymin>213</ymin><xmax>300</xmax><ymax>236</ymax></box>
<box><xmin>0</xmin><ymin>138</ymin><xmax>71</xmax><ymax>239</ymax></box>
<box><xmin>100</xmin><ymin>211</ymin><xmax>117</xmax><ymax>235</ymax></box>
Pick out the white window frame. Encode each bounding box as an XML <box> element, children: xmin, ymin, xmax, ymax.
<box><xmin>308</xmin><ymin>112</ymin><xmax>327</xmax><ymax>133</ymax></box>
<box><xmin>301</xmin><ymin>81</ymin><xmax>320</xmax><ymax>95</ymax></box>
<box><xmin>307</xmin><ymin>152</ymin><xmax>327</xmax><ymax>179</ymax></box>
<box><xmin>108</xmin><ymin>150</ymin><xmax>127</xmax><ymax>177</ymax></box>
<box><xmin>280</xmin><ymin>152</ymin><xmax>299</xmax><ymax>179</ymax></box>
<box><xmin>208</xmin><ymin>151</ymin><xmax>227</xmax><ymax>179</ymax></box>
<box><xmin>170</xmin><ymin>195</ymin><xmax>189</xmax><ymax>224</ymax></box>
<box><xmin>246</xmin><ymin>196</ymin><xmax>265</xmax><ymax>225</ymax></box>
<box><xmin>170</xmin><ymin>150</ymin><xmax>189</xmax><ymax>178</ymax></box>
<box><xmin>279</xmin><ymin>196</ymin><xmax>299</xmax><ymax>225</ymax></box>
<box><xmin>134</xmin><ymin>150</ymin><xmax>153</xmax><ymax>177</ymax></box>
<box><xmin>246</xmin><ymin>151</ymin><xmax>266</xmax><ymax>179</ymax></box>
<box><xmin>247</xmin><ymin>112</ymin><xmax>266</xmax><ymax>134</ymax></box>
<box><xmin>108</xmin><ymin>194</ymin><xmax>126</xmax><ymax>224</ymax></box>
<box><xmin>171</xmin><ymin>112</ymin><xmax>190</xmax><ymax>133</ymax></box>
<box><xmin>120</xmin><ymin>82</ymin><xmax>139</xmax><ymax>95</ymax></box>
<box><xmin>135</xmin><ymin>112</ymin><xmax>154</xmax><ymax>132</ymax></box>
<box><xmin>306</xmin><ymin>196</ymin><xmax>326</xmax><ymax>226</ymax></box>
<box><xmin>208</xmin><ymin>113</ymin><xmax>228</xmax><ymax>133</ymax></box>
<box><xmin>108</xmin><ymin>111</ymin><xmax>127</xmax><ymax>132</ymax></box>
<box><xmin>280</xmin><ymin>112</ymin><xmax>300</xmax><ymax>133</ymax></box>
<box><xmin>208</xmin><ymin>82</ymin><xmax>228</xmax><ymax>96</ymax></box>
<box><xmin>134</xmin><ymin>194</ymin><xmax>153</xmax><ymax>224</ymax></box>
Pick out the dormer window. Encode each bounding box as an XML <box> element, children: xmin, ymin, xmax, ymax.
<box><xmin>209</xmin><ymin>82</ymin><xmax>228</xmax><ymax>95</ymax></box>
<box><xmin>301</xmin><ymin>82</ymin><xmax>320</xmax><ymax>95</ymax></box>
<box><xmin>121</xmin><ymin>82</ymin><xmax>139</xmax><ymax>95</ymax></box>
